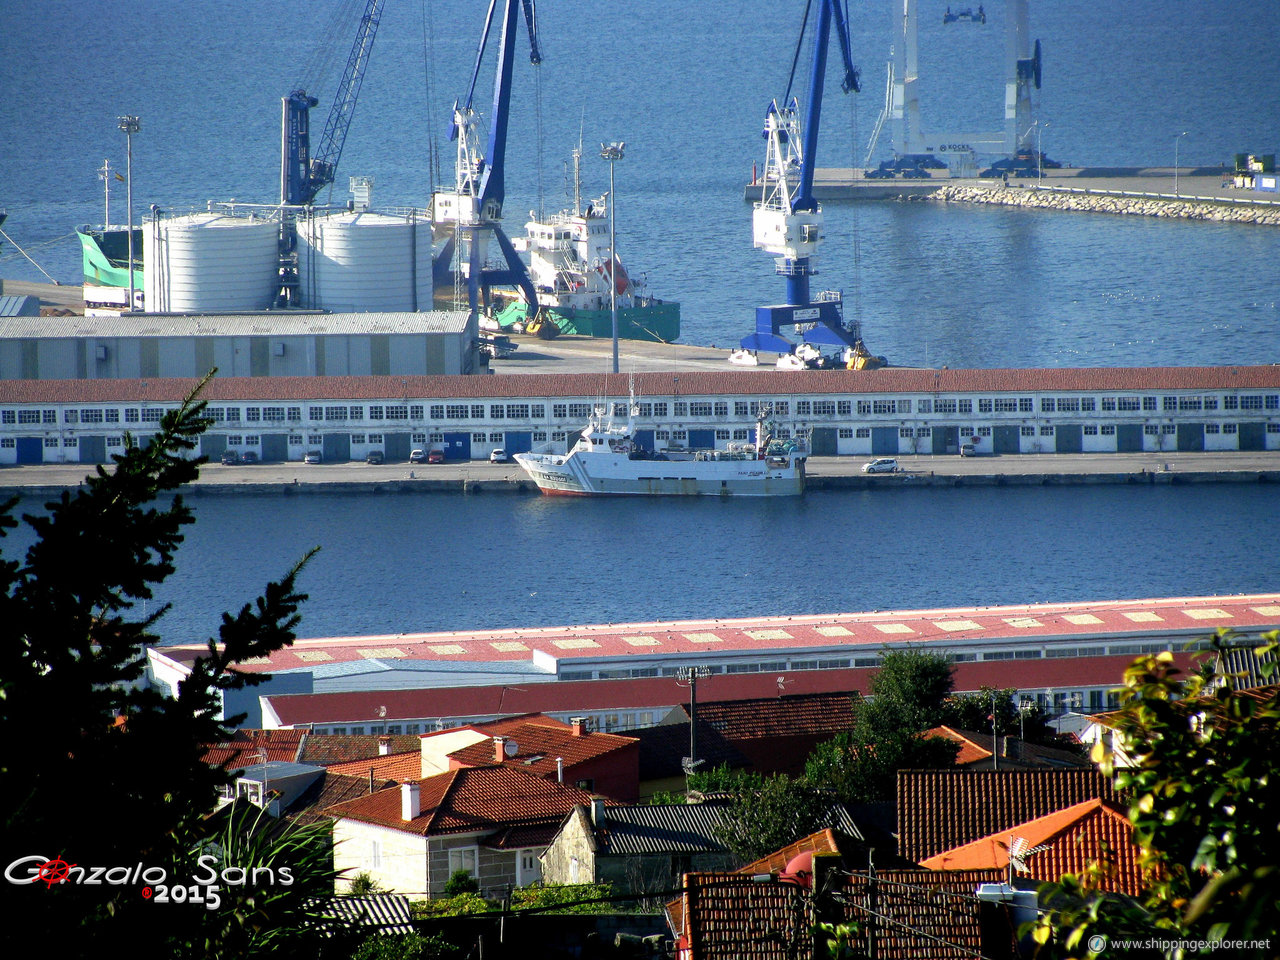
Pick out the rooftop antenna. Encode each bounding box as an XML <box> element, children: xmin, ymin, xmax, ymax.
<box><xmin>676</xmin><ymin>666</ymin><xmax>713</xmax><ymax>778</ymax></box>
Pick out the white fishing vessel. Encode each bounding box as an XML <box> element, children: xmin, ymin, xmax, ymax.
<box><xmin>514</xmin><ymin>398</ymin><xmax>806</xmax><ymax>497</ymax></box>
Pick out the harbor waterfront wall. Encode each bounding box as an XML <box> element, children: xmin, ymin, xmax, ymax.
<box><xmin>8</xmin><ymin>470</ymin><xmax>1278</xmax><ymax>499</ymax></box>
<box><xmin>927</xmin><ymin>184</ymin><xmax>1280</xmax><ymax>225</ymax></box>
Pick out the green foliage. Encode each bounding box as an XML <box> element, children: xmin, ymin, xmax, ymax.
<box><xmin>0</xmin><ymin>379</ymin><xmax>331</xmax><ymax>957</ymax></box>
<box><xmin>647</xmin><ymin>790</ymin><xmax>688</xmax><ymax>805</ymax></box>
<box><xmin>410</xmin><ymin>893</ymin><xmax>494</xmax><ymax>918</ymax></box>
<box><xmin>687</xmin><ymin>761</ymin><xmax>744</xmax><ymax>795</ymax></box>
<box><xmin>443</xmin><ymin>869</ymin><xmax>480</xmax><ymax>896</ymax></box>
<box><xmin>1036</xmin><ymin>632</ymin><xmax>1280</xmax><ymax>957</ymax></box>
<box><xmin>804</xmin><ymin>651</ymin><xmax>960</xmax><ymax>804</ymax></box>
<box><xmin>814</xmin><ymin>920</ymin><xmax>862</xmax><ymax>960</ymax></box>
<box><xmin>351</xmin><ymin>932</ymin><xmax>460</xmax><ymax>960</ymax></box>
<box><xmin>942</xmin><ymin>686</ymin><xmax>1065</xmax><ymax>747</ymax></box>
<box><xmin>713</xmin><ymin>770</ymin><xmax>846</xmax><ymax>861</ymax></box>
<box><xmin>349</xmin><ymin>871</ymin><xmax>385</xmax><ymax>896</ymax></box>
<box><xmin>511</xmin><ymin>881</ymin><xmax>615</xmax><ymax>914</ymax></box>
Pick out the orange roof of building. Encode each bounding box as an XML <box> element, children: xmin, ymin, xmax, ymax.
<box><xmin>897</xmin><ymin>768</ymin><xmax>1118</xmax><ymax>863</ymax></box>
<box><xmin>921</xmin><ymin>799</ymin><xmax>1145</xmax><ymax>894</ymax></box>
<box><xmin>203</xmin><ymin>728</ymin><xmax>304</xmax><ymax>770</ymax></box>
<box><xmin>447</xmin><ymin>721</ymin><xmax>637</xmax><ymax>777</ymax></box>
<box><xmin>923</xmin><ymin>727</ymin><xmax>1090</xmax><ymax>768</ymax></box>
<box><xmin>326</xmin><ymin>751</ymin><xmax>422</xmax><ymax>783</ymax></box>
<box><xmin>323</xmin><ymin>766</ymin><xmax>596</xmax><ymax>838</ymax></box>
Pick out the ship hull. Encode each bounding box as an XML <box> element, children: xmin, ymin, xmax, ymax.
<box><xmin>514</xmin><ymin>451</ymin><xmax>803</xmax><ymax>497</ymax></box>
<box><xmin>495</xmin><ymin>300</ymin><xmax>680</xmax><ymax>343</ymax></box>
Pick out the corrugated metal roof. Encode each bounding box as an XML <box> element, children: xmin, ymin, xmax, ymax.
<box><xmin>0</xmin><ymin>295</ymin><xmax>40</xmax><ymax>317</ymax></box>
<box><xmin>0</xmin><ymin>311</ymin><xmax>470</xmax><ymax>338</ymax></box>
<box><xmin>596</xmin><ymin>800</ymin><xmax>733</xmax><ymax>855</ymax></box>
<box><xmin>318</xmin><ymin>894</ymin><xmax>414</xmax><ymax>934</ymax></box>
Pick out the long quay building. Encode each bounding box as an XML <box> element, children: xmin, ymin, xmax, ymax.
<box><xmin>144</xmin><ymin>593</ymin><xmax>1280</xmax><ymax>732</ymax></box>
<box><xmin>0</xmin><ymin>366</ymin><xmax>1277</xmax><ymax>466</ymax></box>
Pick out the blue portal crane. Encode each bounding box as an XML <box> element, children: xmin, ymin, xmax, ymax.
<box><xmin>743</xmin><ymin>0</ymin><xmax>862</xmax><ymax>355</ymax></box>
<box><xmin>281</xmin><ymin>0</ymin><xmax>384</xmax><ymax>206</ymax></box>
<box><xmin>430</xmin><ymin>0</ymin><xmax>541</xmax><ymax>319</ymax></box>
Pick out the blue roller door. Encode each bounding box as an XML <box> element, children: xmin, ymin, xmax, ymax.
<box><xmin>1116</xmin><ymin>424</ymin><xmax>1143</xmax><ymax>452</ymax></box>
<box><xmin>633</xmin><ymin>429</ymin><xmax>655</xmax><ymax>453</ymax></box>
<box><xmin>1056</xmin><ymin>424</ymin><xmax>1083</xmax><ymax>453</ymax></box>
<box><xmin>1239</xmin><ymin>423</ymin><xmax>1265</xmax><ymax>451</ymax></box>
<box><xmin>1176</xmin><ymin>423</ymin><xmax>1204</xmax><ymax>451</ymax></box>
<box><xmin>993</xmin><ymin>425</ymin><xmax>1021</xmax><ymax>454</ymax></box>
<box><xmin>689</xmin><ymin>429</ymin><xmax>716</xmax><ymax>449</ymax></box>
<box><xmin>16</xmin><ymin>437</ymin><xmax>43</xmax><ymax>464</ymax></box>
<box><xmin>442</xmin><ymin>432</ymin><xmax>472</xmax><ymax>460</ymax></box>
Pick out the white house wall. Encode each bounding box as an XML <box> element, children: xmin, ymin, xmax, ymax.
<box><xmin>332</xmin><ymin>819</ymin><xmax>429</xmax><ymax>897</ymax></box>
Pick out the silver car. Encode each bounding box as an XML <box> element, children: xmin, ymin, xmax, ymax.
<box><xmin>862</xmin><ymin>457</ymin><xmax>898</xmax><ymax>474</ymax></box>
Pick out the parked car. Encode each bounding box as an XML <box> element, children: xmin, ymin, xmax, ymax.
<box><xmin>489</xmin><ymin>448</ymin><xmax>511</xmax><ymax>463</ymax></box>
<box><xmin>959</xmin><ymin>443</ymin><xmax>976</xmax><ymax>457</ymax></box>
<box><xmin>239</xmin><ymin>450</ymin><xmax>259</xmax><ymax>464</ymax></box>
<box><xmin>303</xmin><ymin>450</ymin><xmax>322</xmax><ymax>464</ymax></box>
<box><xmin>408</xmin><ymin>449</ymin><xmax>427</xmax><ymax>464</ymax></box>
<box><xmin>861</xmin><ymin>457</ymin><xmax>898</xmax><ymax>474</ymax></box>
<box><xmin>220</xmin><ymin>450</ymin><xmax>239</xmax><ymax>465</ymax></box>
<box><xmin>365</xmin><ymin>450</ymin><xmax>385</xmax><ymax>465</ymax></box>
<box><xmin>427</xmin><ymin>449</ymin><xmax>446</xmax><ymax>464</ymax></box>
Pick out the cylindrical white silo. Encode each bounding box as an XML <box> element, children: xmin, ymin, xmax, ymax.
<box><xmin>296</xmin><ymin>212</ymin><xmax>431</xmax><ymax>312</ymax></box>
<box><xmin>144</xmin><ymin>213</ymin><xmax>279</xmax><ymax>313</ymax></box>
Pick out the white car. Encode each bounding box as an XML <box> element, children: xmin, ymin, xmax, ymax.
<box><xmin>862</xmin><ymin>457</ymin><xmax>898</xmax><ymax>474</ymax></box>
<box><xmin>489</xmin><ymin>448</ymin><xmax>511</xmax><ymax>463</ymax></box>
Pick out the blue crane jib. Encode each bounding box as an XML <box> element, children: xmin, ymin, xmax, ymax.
<box><xmin>744</xmin><ymin>0</ymin><xmax>861</xmax><ymax>355</ymax></box>
<box><xmin>281</xmin><ymin>0</ymin><xmax>383</xmax><ymax>206</ymax></box>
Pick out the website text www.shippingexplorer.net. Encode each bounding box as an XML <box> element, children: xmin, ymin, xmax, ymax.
<box><xmin>1087</xmin><ymin>935</ymin><xmax>1273</xmax><ymax>954</ymax></box>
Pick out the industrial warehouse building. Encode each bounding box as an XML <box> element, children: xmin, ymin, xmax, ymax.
<box><xmin>0</xmin><ymin>311</ymin><xmax>475</xmax><ymax>381</ymax></box>
<box><xmin>0</xmin><ymin>365</ymin><xmax>1277</xmax><ymax>465</ymax></box>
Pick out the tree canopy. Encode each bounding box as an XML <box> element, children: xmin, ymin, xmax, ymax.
<box><xmin>0</xmin><ymin>382</ymin><xmax>339</xmax><ymax>956</ymax></box>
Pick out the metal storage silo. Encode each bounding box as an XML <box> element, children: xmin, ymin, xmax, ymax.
<box><xmin>143</xmin><ymin>213</ymin><xmax>280</xmax><ymax>313</ymax></box>
<box><xmin>296</xmin><ymin>211</ymin><xmax>432</xmax><ymax>312</ymax></box>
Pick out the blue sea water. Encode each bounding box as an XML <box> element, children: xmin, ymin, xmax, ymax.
<box><xmin>1</xmin><ymin>0</ymin><xmax>1278</xmax><ymax>365</ymax></box>
<box><xmin>1</xmin><ymin>1</ymin><xmax>1278</xmax><ymax>639</ymax></box>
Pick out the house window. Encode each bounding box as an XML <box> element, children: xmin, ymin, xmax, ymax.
<box><xmin>370</xmin><ymin>840</ymin><xmax>381</xmax><ymax>870</ymax></box>
<box><xmin>575</xmin><ymin>778</ymin><xmax>594</xmax><ymax>792</ymax></box>
<box><xmin>448</xmin><ymin>847</ymin><xmax>477</xmax><ymax>877</ymax></box>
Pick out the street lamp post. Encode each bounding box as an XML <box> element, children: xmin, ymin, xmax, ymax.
<box><xmin>1036</xmin><ymin>121</ymin><xmax>1049</xmax><ymax>186</ymax></box>
<box><xmin>1174</xmin><ymin>131</ymin><xmax>1188</xmax><ymax>196</ymax></box>
<box><xmin>600</xmin><ymin>142</ymin><xmax>625</xmax><ymax>374</ymax></box>
<box><xmin>117</xmin><ymin>115</ymin><xmax>140</xmax><ymax>312</ymax></box>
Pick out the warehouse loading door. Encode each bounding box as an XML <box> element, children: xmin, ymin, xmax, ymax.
<box><xmin>933</xmin><ymin>426</ymin><xmax>959</xmax><ymax>455</ymax></box>
<box><xmin>16</xmin><ymin>437</ymin><xmax>43</xmax><ymax>464</ymax></box>
<box><xmin>811</xmin><ymin>428</ymin><xmax>838</xmax><ymax>456</ymax></box>
<box><xmin>871</xmin><ymin>427</ymin><xmax>898</xmax><ymax>455</ymax></box>
<box><xmin>79</xmin><ymin>436</ymin><xmax>107</xmax><ymax>464</ymax></box>
<box><xmin>1176</xmin><ymin>423</ymin><xmax>1204</xmax><ymax>452</ymax></box>
<box><xmin>261</xmin><ymin>434</ymin><xmax>288</xmax><ymax>463</ymax></box>
<box><xmin>992</xmin><ymin>425</ymin><xmax>1021</xmax><ymax>454</ymax></box>
<box><xmin>1055</xmin><ymin>424</ymin><xmax>1083</xmax><ymax>453</ymax></box>
<box><xmin>322</xmin><ymin>433</ymin><xmax>351</xmax><ymax>463</ymax></box>
<box><xmin>385</xmin><ymin>433</ymin><xmax>411</xmax><ymax>461</ymax></box>
<box><xmin>503</xmin><ymin>432</ymin><xmax>532</xmax><ymax>455</ymax></box>
<box><xmin>1239</xmin><ymin>422</ymin><xmax>1265</xmax><ymax>451</ymax></box>
<box><xmin>1116</xmin><ymin>424</ymin><xmax>1143</xmax><ymax>452</ymax></box>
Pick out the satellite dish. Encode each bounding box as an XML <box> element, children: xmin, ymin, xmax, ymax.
<box><xmin>377</xmin><ymin>706</ymin><xmax>387</xmax><ymax>718</ymax></box>
<box><xmin>504</xmin><ymin>740</ymin><xmax>519</xmax><ymax>757</ymax></box>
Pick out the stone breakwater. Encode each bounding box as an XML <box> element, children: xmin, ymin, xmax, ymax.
<box><xmin>928</xmin><ymin>184</ymin><xmax>1280</xmax><ymax>225</ymax></box>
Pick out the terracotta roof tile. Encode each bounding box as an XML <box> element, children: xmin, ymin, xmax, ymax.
<box><xmin>4</xmin><ymin>366</ymin><xmax>1279</xmax><ymax>405</ymax></box>
<box><xmin>691</xmin><ymin>692</ymin><xmax>858</xmax><ymax>740</ymax></box>
<box><xmin>447</xmin><ymin>722</ymin><xmax>638</xmax><ymax>777</ymax></box>
<box><xmin>325</xmin><ymin>751</ymin><xmax>422</xmax><ymax>783</ymax></box>
<box><xmin>203</xmin><ymin>728</ymin><xmax>304</xmax><ymax>770</ymax></box>
<box><xmin>297</xmin><ymin>734</ymin><xmax>423</xmax><ymax>765</ymax></box>
<box><xmin>920</xmin><ymin>799</ymin><xmax>1145</xmax><ymax>895</ymax></box>
<box><xmin>324</xmin><ymin>766</ymin><xmax>595</xmax><ymax>837</ymax></box>
<box><xmin>289</xmin><ymin>772</ymin><xmax>397</xmax><ymax>827</ymax></box>
<box><xmin>897</xmin><ymin>768</ymin><xmax>1117</xmax><ymax>863</ymax></box>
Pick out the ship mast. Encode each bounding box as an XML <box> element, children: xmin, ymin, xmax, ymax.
<box><xmin>98</xmin><ymin>159</ymin><xmax>112</xmax><ymax>228</ymax></box>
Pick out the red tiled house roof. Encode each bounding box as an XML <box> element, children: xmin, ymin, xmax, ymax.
<box><xmin>920</xmin><ymin>799</ymin><xmax>1145</xmax><ymax>895</ymax></box>
<box><xmin>324</xmin><ymin>766</ymin><xmax>596</xmax><ymax>843</ymax></box>
<box><xmin>326</xmin><ymin>751</ymin><xmax>423</xmax><ymax>783</ymax></box>
<box><xmin>897</xmin><ymin>768</ymin><xmax>1118</xmax><ymax>863</ymax></box>
<box><xmin>689</xmin><ymin>692</ymin><xmax>858</xmax><ymax>776</ymax></box>
<box><xmin>297</xmin><ymin>733</ymin><xmax>423</xmax><ymax>765</ymax></box>
<box><xmin>446</xmin><ymin>720</ymin><xmax>640</xmax><ymax>801</ymax></box>
<box><xmin>673</xmin><ymin>868</ymin><xmax>1002</xmax><ymax>960</ymax></box>
<box><xmin>290</xmin><ymin>772</ymin><xmax>396</xmax><ymax>827</ymax></box>
<box><xmin>203</xmin><ymin>728</ymin><xmax>304</xmax><ymax>770</ymax></box>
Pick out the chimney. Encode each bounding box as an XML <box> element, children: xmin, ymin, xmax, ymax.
<box><xmin>556</xmin><ymin>757</ymin><xmax>564</xmax><ymax>783</ymax></box>
<box><xmin>493</xmin><ymin>736</ymin><xmax>507</xmax><ymax>763</ymax></box>
<box><xmin>401</xmin><ymin>782</ymin><xmax>421</xmax><ymax>821</ymax></box>
<box><xmin>378</xmin><ymin>735</ymin><xmax>392</xmax><ymax>756</ymax></box>
<box><xmin>571</xmin><ymin>717</ymin><xmax>586</xmax><ymax>737</ymax></box>
<box><xmin>590</xmin><ymin>797</ymin><xmax>606</xmax><ymax>827</ymax></box>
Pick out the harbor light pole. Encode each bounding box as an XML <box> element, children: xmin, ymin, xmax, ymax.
<box><xmin>117</xmin><ymin>115</ymin><xmax>140</xmax><ymax>312</ymax></box>
<box><xmin>600</xmin><ymin>141</ymin><xmax>625</xmax><ymax>374</ymax></box>
<box><xmin>1036</xmin><ymin>121</ymin><xmax>1049</xmax><ymax>186</ymax></box>
<box><xmin>1174</xmin><ymin>131</ymin><xmax>1188</xmax><ymax>197</ymax></box>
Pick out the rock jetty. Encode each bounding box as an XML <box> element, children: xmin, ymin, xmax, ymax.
<box><xmin>928</xmin><ymin>184</ymin><xmax>1280</xmax><ymax>225</ymax></box>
